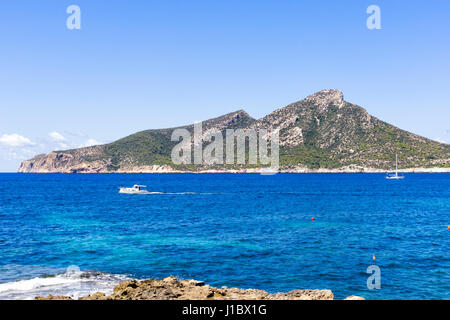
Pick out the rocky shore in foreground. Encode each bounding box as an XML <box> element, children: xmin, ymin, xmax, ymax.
<box><xmin>35</xmin><ymin>276</ymin><xmax>364</xmax><ymax>300</ymax></box>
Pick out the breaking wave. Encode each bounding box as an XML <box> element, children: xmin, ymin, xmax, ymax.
<box><xmin>0</xmin><ymin>269</ymin><xmax>130</xmax><ymax>300</ymax></box>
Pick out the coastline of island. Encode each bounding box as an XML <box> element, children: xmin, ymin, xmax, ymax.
<box><xmin>17</xmin><ymin>164</ymin><xmax>450</xmax><ymax>174</ymax></box>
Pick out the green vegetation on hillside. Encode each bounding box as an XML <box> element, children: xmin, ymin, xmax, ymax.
<box><xmin>22</xmin><ymin>90</ymin><xmax>450</xmax><ymax>172</ymax></box>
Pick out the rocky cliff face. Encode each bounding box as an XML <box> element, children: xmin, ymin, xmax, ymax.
<box><xmin>19</xmin><ymin>89</ymin><xmax>450</xmax><ymax>173</ymax></box>
<box><xmin>18</xmin><ymin>146</ymin><xmax>110</xmax><ymax>173</ymax></box>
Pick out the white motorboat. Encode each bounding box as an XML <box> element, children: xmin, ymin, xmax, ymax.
<box><xmin>386</xmin><ymin>154</ymin><xmax>404</xmax><ymax>180</ymax></box>
<box><xmin>119</xmin><ymin>185</ymin><xmax>150</xmax><ymax>194</ymax></box>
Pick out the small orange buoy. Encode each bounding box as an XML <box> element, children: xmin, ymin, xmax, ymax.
<box><xmin>372</xmin><ymin>255</ymin><xmax>376</xmax><ymax>260</ymax></box>
<box><xmin>448</xmin><ymin>226</ymin><xmax>450</xmax><ymax>230</ymax></box>
<box><xmin>311</xmin><ymin>217</ymin><xmax>315</xmax><ymax>221</ymax></box>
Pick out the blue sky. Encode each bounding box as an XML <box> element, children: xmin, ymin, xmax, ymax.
<box><xmin>0</xmin><ymin>0</ymin><xmax>449</xmax><ymax>171</ymax></box>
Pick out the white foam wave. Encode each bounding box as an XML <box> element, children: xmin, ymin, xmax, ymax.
<box><xmin>0</xmin><ymin>270</ymin><xmax>130</xmax><ymax>300</ymax></box>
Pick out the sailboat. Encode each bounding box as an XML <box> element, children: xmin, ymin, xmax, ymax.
<box><xmin>386</xmin><ymin>154</ymin><xmax>404</xmax><ymax>179</ymax></box>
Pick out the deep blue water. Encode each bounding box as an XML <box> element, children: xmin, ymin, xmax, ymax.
<box><xmin>0</xmin><ymin>173</ymin><xmax>449</xmax><ymax>299</ymax></box>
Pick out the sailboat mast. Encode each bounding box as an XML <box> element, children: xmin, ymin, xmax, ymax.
<box><xmin>395</xmin><ymin>154</ymin><xmax>398</xmax><ymax>176</ymax></box>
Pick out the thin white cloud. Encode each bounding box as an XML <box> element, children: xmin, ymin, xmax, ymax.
<box><xmin>58</xmin><ymin>142</ymin><xmax>70</xmax><ymax>150</ymax></box>
<box><xmin>3</xmin><ymin>148</ymin><xmax>35</xmax><ymax>161</ymax></box>
<box><xmin>80</xmin><ymin>139</ymin><xmax>102</xmax><ymax>148</ymax></box>
<box><xmin>433</xmin><ymin>137</ymin><xmax>446</xmax><ymax>144</ymax></box>
<box><xmin>49</xmin><ymin>131</ymin><xmax>66</xmax><ymax>142</ymax></box>
<box><xmin>0</xmin><ymin>132</ymin><xmax>104</xmax><ymax>171</ymax></box>
<box><xmin>0</xmin><ymin>134</ymin><xmax>35</xmax><ymax>147</ymax></box>
<box><xmin>64</xmin><ymin>131</ymin><xmax>87</xmax><ymax>138</ymax></box>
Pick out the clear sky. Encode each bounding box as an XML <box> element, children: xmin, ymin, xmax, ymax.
<box><xmin>0</xmin><ymin>0</ymin><xmax>449</xmax><ymax>171</ymax></box>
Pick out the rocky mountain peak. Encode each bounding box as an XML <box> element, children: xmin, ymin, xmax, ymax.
<box><xmin>303</xmin><ymin>89</ymin><xmax>344</xmax><ymax>112</ymax></box>
<box><xmin>230</xmin><ymin>109</ymin><xmax>250</xmax><ymax>120</ymax></box>
<box><xmin>199</xmin><ymin>109</ymin><xmax>255</xmax><ymax>131</ymax></box>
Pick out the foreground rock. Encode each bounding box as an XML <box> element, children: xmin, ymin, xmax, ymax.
<box><xmin>36</xmin><ymin>276</ymin><xmax>364</xmax><ymax>300</ymax></box>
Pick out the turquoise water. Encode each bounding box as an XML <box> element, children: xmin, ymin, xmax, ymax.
<box><xmin>0</xmin><ymin>173</ymin><xmax>448</xmax><ymax>299</ymax></box>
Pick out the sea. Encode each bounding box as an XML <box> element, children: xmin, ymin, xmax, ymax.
<box><xmin>0</xmin><ymin>173</ymin><xmax>448</xmax><ymax>300</ymax></box>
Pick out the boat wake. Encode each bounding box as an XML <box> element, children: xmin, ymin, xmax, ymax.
<box><xmin>147</xmin><ymin>192</ymin><xmax>216</xmax><ymax>195</ymax></box>
<box><xmin>0</xmin><ymin>269</ymin><xmax>130</xmax><ymax>300</ymax></box>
